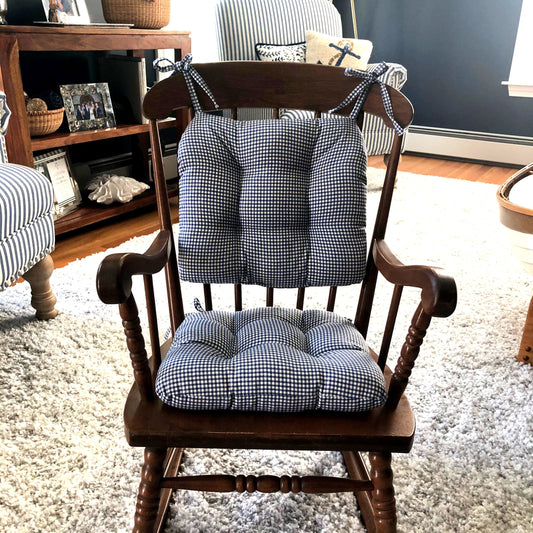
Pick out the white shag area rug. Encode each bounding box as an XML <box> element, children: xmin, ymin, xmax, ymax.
<box><xmin>0</xmin><ymin>169</ymin><xmax>531</xmax><ymax>533</ymax></box>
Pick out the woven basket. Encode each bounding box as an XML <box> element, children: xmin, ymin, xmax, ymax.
<box><xmin>101</xmin><ymin>0</ymin><xmax>171</xmax><ymax>29</ymax></box>
<box><xmin>27</xmin><ymin>108</ymin><xmax>64</xmax><ymax>137</ymax></box>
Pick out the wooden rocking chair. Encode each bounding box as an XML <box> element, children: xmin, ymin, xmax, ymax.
<box><xmin>97</xmin><ymin>60</ymin><xmax>457</xmax><ymax>532</ymax></box>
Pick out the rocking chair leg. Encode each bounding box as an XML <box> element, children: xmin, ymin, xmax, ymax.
<box><xmin>368</xmin><ymin>452</ymin><xmax>397</xmax><ymax>533</ymax></box>
<box><xmin>342</xmin><ymin>451</ymin><xmax>376</xmax><ymax>533</ymax></box>
<box><xmin>133</xmin><ymin>448</ymin><xmax>167</xmax><ymax>533</ymax></box>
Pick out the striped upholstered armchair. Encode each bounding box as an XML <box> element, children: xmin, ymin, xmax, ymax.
<box><xmin>215</xmin><ymin>0</ymin><xmax>407</xmax><ymax>156</ymax></box>
<box><xmin>0</xmin><ymin>91</ymin><xmax>57</xmax><ymax>319</ymax></box>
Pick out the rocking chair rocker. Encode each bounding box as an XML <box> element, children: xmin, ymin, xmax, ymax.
<box><xmin>97</xmin><ymin>59</ymin><xmax>456</xmax><ymax>532</ymax></box>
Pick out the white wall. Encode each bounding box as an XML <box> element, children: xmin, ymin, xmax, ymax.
<box><xmin>166</xmin><ymin>0</ymin><xmax>219</xmax><ymax>62</ymax></box>
<box><xmin>86</xmin><ymin>0</ymin><xmax>219</xmax><ymax>62</ymax></box>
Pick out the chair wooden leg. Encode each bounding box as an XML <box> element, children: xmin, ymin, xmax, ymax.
<box><xmin>518</xmin><ymin>295</ymin><xmax>533</xmax><ymax>365</ymax></box>
<box><xmin>369</xmin><ymin>452</ymin><xmax>397</xmax><ymax>533</ymax></box>
<box><xmin>21</xmin><ymin>255</ymin><xmax>58</xmax><ymax>319</ymax></box>
<box><xmin>342</xmin><ymin>451</ymin><xmax>376</xmax><ymax>532</ymax></box>
<box><xmin>133</xmin><ymin>448</ymin><xmax>167</xmax><ymax>533</ymax></box>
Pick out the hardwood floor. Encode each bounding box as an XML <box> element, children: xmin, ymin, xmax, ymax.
<box><xmin>51</xmin><ymin>155</ymin><xmax>520</xmax><ymax>269</ymax></box>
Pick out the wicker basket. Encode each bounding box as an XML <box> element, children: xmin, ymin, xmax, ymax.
<box><xmin>101</xmin><ymin>0</ymin><xmax>171</xmax><ymax>29</ymax></box>
<box><xmin>27</xmin><ymin>108</ymin><xmax>64</xmax><ymax>137</ymax></box>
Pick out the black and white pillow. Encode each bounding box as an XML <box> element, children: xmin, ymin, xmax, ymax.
<box><xmin>254</xmin><ymin>42</ymin><xmax>306</xmax><ymax>62</ymax></box>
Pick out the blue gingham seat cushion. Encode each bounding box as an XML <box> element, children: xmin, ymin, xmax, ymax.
<box><xmin>156</xmin><ymin>307</ymin><xmax>387</xmax><ymax>412</ymax></box>
<box><xmin>178</xmin><ymin>112</ymin><xmax>367</xmax><ymax>288</ymax></box>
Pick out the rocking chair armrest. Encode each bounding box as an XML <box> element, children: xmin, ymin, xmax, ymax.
<box><xmin>373</xmin><ymin>239</ymin><xmax>457</xmax><ymax>318</ymax></box>
<box><xmin>96</xmin><ymin>230</ymin><xmax>172</xmax><ymax>305</ymax></box>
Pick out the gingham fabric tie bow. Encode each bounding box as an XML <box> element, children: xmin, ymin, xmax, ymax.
<box><xmin>329</xmin><ymin>62</ymin><xmax>404</xmax><ymax>136</ymax></box>
<box><xmin>153</xmin><ymin>54</ymin><xmax>219</xmax><ymax>112</ymax></box>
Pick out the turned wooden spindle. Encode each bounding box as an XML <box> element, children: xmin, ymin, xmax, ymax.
<box><xmin>119</xmin><ymin>294</ymin><xmax>153</xmax><ymax>401</ymax></box>
<box><xmin>386</xmin><ymin>303</ymin><xmax>431</xmax><ymax>408</ymax></box>
<box><xmin>160</xmin><ymin>474</ymin><xmax>373</xmax><ymax>494</ymax></box>
<box><xmin>369</xmin><ymin>452</ymin><xmax>397</xmax><ymax>533</ymax></box>
<box><xmin>133</xmin><ymin>448</ymin><xmax>167</xmax><ymax>533</ymax></box>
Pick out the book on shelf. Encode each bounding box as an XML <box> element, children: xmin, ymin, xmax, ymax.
<box><xmin>97</xmin><ymin>54</ymin><xmax>148</xmax><ymax>125</ymax></box>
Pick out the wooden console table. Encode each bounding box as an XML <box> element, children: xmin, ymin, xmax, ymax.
<box><xmin>0</xmin><ymin>25</ymin><xmax>190</xmax><ymax>234</ymax></box>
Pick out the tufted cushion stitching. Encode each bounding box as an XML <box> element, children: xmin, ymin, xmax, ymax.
<box><xmin>156</xmin><ymin>307</ymin><xmax>387</xmax><ymax>412</ymax></box>
<box><xmin>178</xmin><ymin>112</ymin><xmax>367</xmax><ymax>288</ymax></box>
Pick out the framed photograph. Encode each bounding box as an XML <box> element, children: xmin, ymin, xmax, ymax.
<box><xmin>34</xmin><ymin>149</ymin><xmax>82</xmax><ymax>219</ymax></box>
<box><xmin>41</xmin><ymin>0</ymin><xmax>90</xmax><ymax>24</ymax></box>
<box><xmin>60</xmin><ymin>83</ymin><xmax>116</xmax><ymax>133</ymax></box>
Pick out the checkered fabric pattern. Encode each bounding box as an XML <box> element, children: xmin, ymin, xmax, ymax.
<box><xmin>155</xmin><ymin>307</ymin><xmax>387</xmax><ymax>412</ymax></box>
<box><xmin>178</xmin><ymin>112</ymin><xmax>367</xmax><ymax>288</ymax></box>
<box><xmin>331</xmin><ymin>63</ymin><xmax>404</xmax><ymax>136</ymax></box>
<box><xmin>280</xmin><ymin>63</ymin><xmax>408</xmax><ymax>153</ymax></box>
<box><xmin>153</xmin><ymin>54</ymin><xmax>219</xmax><ymax>114</ymax></box>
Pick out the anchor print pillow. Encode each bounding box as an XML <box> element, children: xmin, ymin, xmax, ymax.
<box><xmin>305</xmin><ymin>30</ymin><xmax>373</xmax><ymax>70</ymax></box>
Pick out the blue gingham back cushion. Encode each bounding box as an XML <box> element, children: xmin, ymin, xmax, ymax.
<box><xmin>155</xmin><ymin>307</ymin><xmax>387</xmax><ymax>412</ymax></box>
<box><xmin>178</xmin><ymin>112</ymin><xmax>367</xmax><ymax>288</ymax></box>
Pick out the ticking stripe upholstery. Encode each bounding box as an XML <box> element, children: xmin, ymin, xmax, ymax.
<box><xmin>214</xmin><ymin>0</ymin><xmax>407</xmax><ymax>154</ymax></box>
<box><xmin>215</xmin><ymin>0</ymin><xmax>340</xmax><ymax>123</ymax></box>
<box><xmin>156</xmin><ymin>307</ymin><xmax>387</xmax><ymax>412</ymax></box>
<box><xmin>0</xmin><ymin>163</ymin><xmax>55</xmax><ymax>290</ymax></box>
<box><xmin>177</xmin><ymin>112</ymin><xmax>367</xmax><ymax>287</ymax></box>
<box><xmin>215</xmin><ymin>0</ymin><xmax>341</xmax><ymax>62</ymax></box>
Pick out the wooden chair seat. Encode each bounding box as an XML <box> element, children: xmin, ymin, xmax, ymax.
<box><xmin>124</xmin><ymin>350</ymin><xmax>415</xmax><ymax>453</ymax></box>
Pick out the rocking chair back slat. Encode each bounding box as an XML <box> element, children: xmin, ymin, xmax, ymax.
<box><xmin>327</xmin><ymin>287</ymin><xmax>337</xmax><ymax>313</ymax></box>
<box><xmin>354</xmin><ymin>133</ymin><xmax>403</xmax><ymax>336</ymax></box>
<box><xmin>203</xmin><ymin>284</ymin><xmax>213</xmax><ymax>311</ymax></box>
<box><xmin>143</xmin><ymin>274</ymin><xmax>162</xmax><ymax>379</ymax></box>
<box><xmin>149</xmin><ymin>120</ymin><xmax>184</xmax><ymax>332</ymax></box>
<box><xmin>378</xmin><ymin>284</ymin><xmax>404</xmax><ymax>371</ymax></box>
<box><xmin>296</xmin><ymin>288</ymin><xmax>305</xmax><ymax>310</ymax></box>
<box><xmin>266</xmin><ymin>288</ymin><xmax>274</xmax><ymax>307</ymax></box>
<box><xmin>234</xmin><ymin>284</ymin><xmax>243</xmax><ymax>311</ymax></box>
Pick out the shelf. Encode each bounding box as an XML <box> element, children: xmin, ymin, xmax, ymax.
<box><xmin>31</xmin><ymin>120</ymin><xmax>177</xmax><ymax>152</ymax></box>
<box><xmin>54</xmin><ymin>179</ymin><xmax>179</xmax><ymax>235</ymax></box>
<box><xmin>0</xmin><ymin>25</ymin><xmax>191</xmax><ymax>53</ymax></box>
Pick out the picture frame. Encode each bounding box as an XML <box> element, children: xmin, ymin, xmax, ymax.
<box><xmin>60</xmin><ymin>82</ymin><xmax>116</xmax><ymax>133</ymax></box>
<box><xmin>34</xmin><ymin>149</ymin><xmax>82</xmax><ymax>219</ymax></box>
<box><xmin>41</xmin><ymin>0</ymin><xmax>91</xmax><ymax>24</ymax></box>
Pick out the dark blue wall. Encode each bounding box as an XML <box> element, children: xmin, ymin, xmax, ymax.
<box><xmin>335</xmin><ymin>0</ymin><xmax>532</xmax><ymax>137</ymax></box>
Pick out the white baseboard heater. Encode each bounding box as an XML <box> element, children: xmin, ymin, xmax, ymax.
<box><xmin>404</xmin><ymin>126</ymin><xmax>533</xmax><ymax>166</ymax></box>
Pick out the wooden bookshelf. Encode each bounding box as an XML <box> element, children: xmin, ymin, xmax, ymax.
<box><xmin>30</xmin><ymin>120</ymin><xmax>177</xmax><ymax>151</ymax></box>
<box><xmin>55</xmin><ymin>179</ymin><xmax>179</xmax><ymax>235</ymax></box>
<box><xmin>0</xmin><ymin>25</ymin><xmax>190</xmax><ymax>234</ymax></box>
